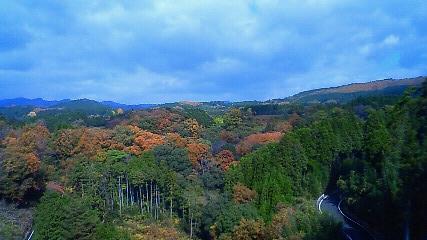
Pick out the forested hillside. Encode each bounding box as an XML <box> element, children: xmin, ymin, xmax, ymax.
<box><xmin>276</xmin><ymin>76</ymin><xmax>425</xmax><ymax>104</ymax></box>
<box><xmin>0</xmin><ymin>79</ymin><xmax>426</xmax><ymax>239</ymax></box>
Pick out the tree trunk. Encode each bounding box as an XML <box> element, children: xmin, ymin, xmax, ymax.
<box><xmin>150</xmin><ymin>180</ymin><xmax>153</xmax><ymax>218</ymax></box>
<box><xmin>159</xmin><ymin>190</ymin><xmax>162</xmax><ymax>216</ymax></box>
<box><xmin>170</xmin><ymin>197</ymin><xmax>173</xmax><ymax>218</ymax></box>
<box><xmin>131</xmin><ymin>184</ymin><xmax>134</xmax><ymax>206</ymax></box>
<box><xmin>155</xmin><ymin>185</ymin><xmax>158</xmax><ymax>220</ymax></box>
<box><xmin>139</xmin><ymin>186</ymin><xmax>143</xmax><ymax>215</ymax></box>
<box><xmin>126</xmin><ymin>176</ymin><xmax>129</xmax><ymax>207</ymax></box>
<box><xmin>118</xmin><ymin>177</ymin><xmax>122</xmax><ymax>216</ymax></box>
<box><xmin>111</xmin><ymin>182</ymin><xmax>114</xmax><ymax>211</ymax></box>
<box><xmin>145</xmin><ymin>182</ymin><xmax>149</xmax><ymax>213</ymax></box>
<box><xmin>182</xmin><ymin>207</ymin><xmax>185</xmax><ymax>221</ymax></box>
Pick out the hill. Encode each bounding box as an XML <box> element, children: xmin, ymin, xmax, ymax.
<box><xmin>101</xmin><ymin>101</ymin><xmax>157</xmax><ymax>110</ymax></box>
<box><xmin>1</xmin><ymin>77</ymin><xmax>425</xmax><ymax>115</ymax></box>
<box><xmin>0</xmin><ymin>98</ymin><xmax>158</xmax><ymax>111</ymax></box>
<box><xmin>0</xmin><ymin>98</ymin><xmax>70</xmax><ymax>108</ymax></box>
<box><xmin>0</xmin><ymin>106</ymin><xmax>34</xmax><ymax>120</ymax></box>
<box><xmin>275</xmin><ymin>76</ymin><xmax>426</xmax><ymax>104</ymax></box>
<box><xmin>52</xmin><ymin>99</ymin><xmax>112</xmax><ymax>115</ymax></box>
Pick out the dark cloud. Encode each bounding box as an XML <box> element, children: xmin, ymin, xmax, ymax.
<box><xmin>0</xmin><ymin>0</ymin><xmax>426</xmax><ymax>103</ymax></box>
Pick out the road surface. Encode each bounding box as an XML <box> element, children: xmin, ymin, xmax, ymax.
<box><xmin>318</xmin><ymin>192</ymin><xmax>374</xmax><ymax>240</ymax></box>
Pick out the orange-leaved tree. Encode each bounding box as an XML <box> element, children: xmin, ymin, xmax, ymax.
<box><xmin>0</xmin><ymin>123</ymin><xmax>50</xmax><ymax>202</ymax></box>
<box><xmin>236</xmin><ymin>132</ymin><xmax>282</xmax><ymax>155</ymax></box>
<box><xmin>232</xmin><ymin>183</ymin><xmax>257</xmax><ymax>204</ymax></box>
<box><xmin>127</xmin><ymin>125</ymin><xmax>165</xmax><ymax>155</ymax></box>
<box><xmin>166</xmin><ymin>132</ymin><xmax>187</xmax><ymax>148</ymax></box>
<box><xmin>215</xmin><ymin>150</ymin><xmax>235</xmax><ymax>171</ymax></box>
<box><xmin>74</xmin><ymin>128</ymin><xmax>113</xmax><ymax>159</ymax></box>
<box><xmin>52</xmin><ymin>128</ymin><xmax>84</xmax><ymax>159</ymax></box>
<box><xmin>187</xmin><ymin>141</ymin><xmax>210</xmax><ymax>169</ymax></box>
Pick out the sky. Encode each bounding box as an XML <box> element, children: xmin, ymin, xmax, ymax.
<box><xmin>0</xmin><ymin>0</ymin><xmax>426</xmax><ymax>104</ymax></box>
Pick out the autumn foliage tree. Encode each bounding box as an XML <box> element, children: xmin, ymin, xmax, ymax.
<box><xmin>52</xmin><ymin>127</ymin><xmax>115</xmax><ymax>160</ymax></box>
<box><xmin>215</xmin><ymin>150</ymin><xmax>235</xmax><ymax>171</ymax></box>
<box><xmin>229</xmin><ymin>219</ymin><xmax>266</xmax><ymax>240</ymax></box>
<box><xmin>187</xmin><ymin>142</ymin><xmax>210</xmax><ymax>169</ymax></box>
<box><xmin>52</xmin><ymin>128</ymin><xmax>83</xmax><ymax>159</ymax></box>
<box><xmin>267</xmin><ymin>204</ymin><xmax>295</xmax><ymax>238</ymax></box>
<box><xmin>220</xmin><ymin>130</ymin><xmax>239</xmax><ymax>144</ymax></box>
<box><xmin>166</xmin><ymin>132</ymin><xmax>187</xmax><ymax>148</ymax></box>
<box><xmin>184</xmin><ymin>118</ymin><xmax>201</xmax><ymax>138</ymax></box>
<box><xmin>19</xmin><ymin>124</ymin><xmax>50</xmax><ymax>156</ymax></box>
<box><xmin>129</xmin><ymin>109</ymin><xmax>186</xmax><ymax>134</ymax></box>
<box><xmin>236</xmin><ymin>132</ymin><xmax>282</xmax><ymax>155</ymax></box>
<box><xmin>74</xmin><ymin>128</ymin><xmax>113</xmax><ymax>159</ymax></box>
<box><xmin>0</xmin><ymin>123</ymin><xmax>50</xmax><ymax>202</ymax></box>
<box><xmin>233</xmin><ymin>183</ymin><xmax>257</xmax><ymax>204</ymax></box>
<box><xmin>130</xmin><ymin>126</ymin><xmax>165</xmax><ymax>154</ymax></box>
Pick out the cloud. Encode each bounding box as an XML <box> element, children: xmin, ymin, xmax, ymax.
<box><xmin>383</xmin><ymin>34</ymin><xmax>400</xmax><ymax>46</ymax></box>
<box><xmin>0</xmin><ymin>0</ymin><xmax>426</xmax><ymax>103</ymax></box>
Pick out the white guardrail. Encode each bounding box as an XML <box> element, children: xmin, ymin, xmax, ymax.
<box><xmin>316</xmin><ymin>194</ymin><xmax>328</xmax><ymax>213</ymax></box>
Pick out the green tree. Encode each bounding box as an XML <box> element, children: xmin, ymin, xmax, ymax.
<box><xmin>223</xmin><ymin>108</ymin><xmax>243</xmax><ymax>130</ymax></box>
<box><xmin>34</xmin><ymin>192</ymin><xmax>100</xmax><ymax>240</ymax></box>
<box><xmin>153</xmin><ymin>144</ymin><xmax>192</xmax><ymax>176</ymax></box>
<box><xmin>214</xmin><ymin>203</ymin><xmax>260</xmax><ymax>236</ymax></box>
<box><xmin>364</xmin><ymin>111</ymin><xmax>391</xmax><ymax>170</ymax></box>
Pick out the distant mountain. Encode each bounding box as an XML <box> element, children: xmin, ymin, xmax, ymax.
<box><xmin>0</xmin><ymin>98</ymin><xmax>70</xmax><ymax>108</ymax></box>
<box><xmin>1</xmin><ymin>76</ymin><xmax>425</xmax><ymax>112</ymax></box>
<box><xmin>101</xmin><ymin>101</ymin><xmax>157</xmax><ymax>110</ymax></box>
<box><xmin>275</xmin><ymin>76</ymin><xmax>426</xmax><ymax>104</ymax></box>
<box><xmin>0</xmin><ymin>98</ymin><xmax>157</xmax><ymax>111</ymax></box>
<box><xmin>52</xmin><ymin>99</ymin><xmax>112</xmax><ymax>115</ymax></box>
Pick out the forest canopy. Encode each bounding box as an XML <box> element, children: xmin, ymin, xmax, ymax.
<box><xmin>0</xmin><ymin>80</ymin><xmax>426</xmax><ymax>240</ymax></box>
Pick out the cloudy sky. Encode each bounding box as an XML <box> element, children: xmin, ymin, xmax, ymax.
<box><xmin>0</xmin><ymin>0</ymin><xmax>426</xmax><ymax>104</ymax></box>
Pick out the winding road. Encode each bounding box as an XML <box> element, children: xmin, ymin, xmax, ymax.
<box><xmin>317</xmin><ymin>192</ymin><xmax>375</xmax><ymax>240</ymax></box>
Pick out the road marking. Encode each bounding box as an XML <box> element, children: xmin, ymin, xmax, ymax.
<box><xmin>27</xmin><ymin>230</ymin><xmax>34</xmax><ymax>240</ymax></box>
<box><xmin>338</xmin><ymin>200</ymin><xmax>375</xmax><ymax>240</ymax></box>
<box><xmin>318</xmin><ymin>194</ymin><xmax>375</xmax><ymax>240</ymax></box>
<box><xmin>338</xmin><ymin>200</ymin><xmax>365</xmax><ymax>229</ymax></box>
